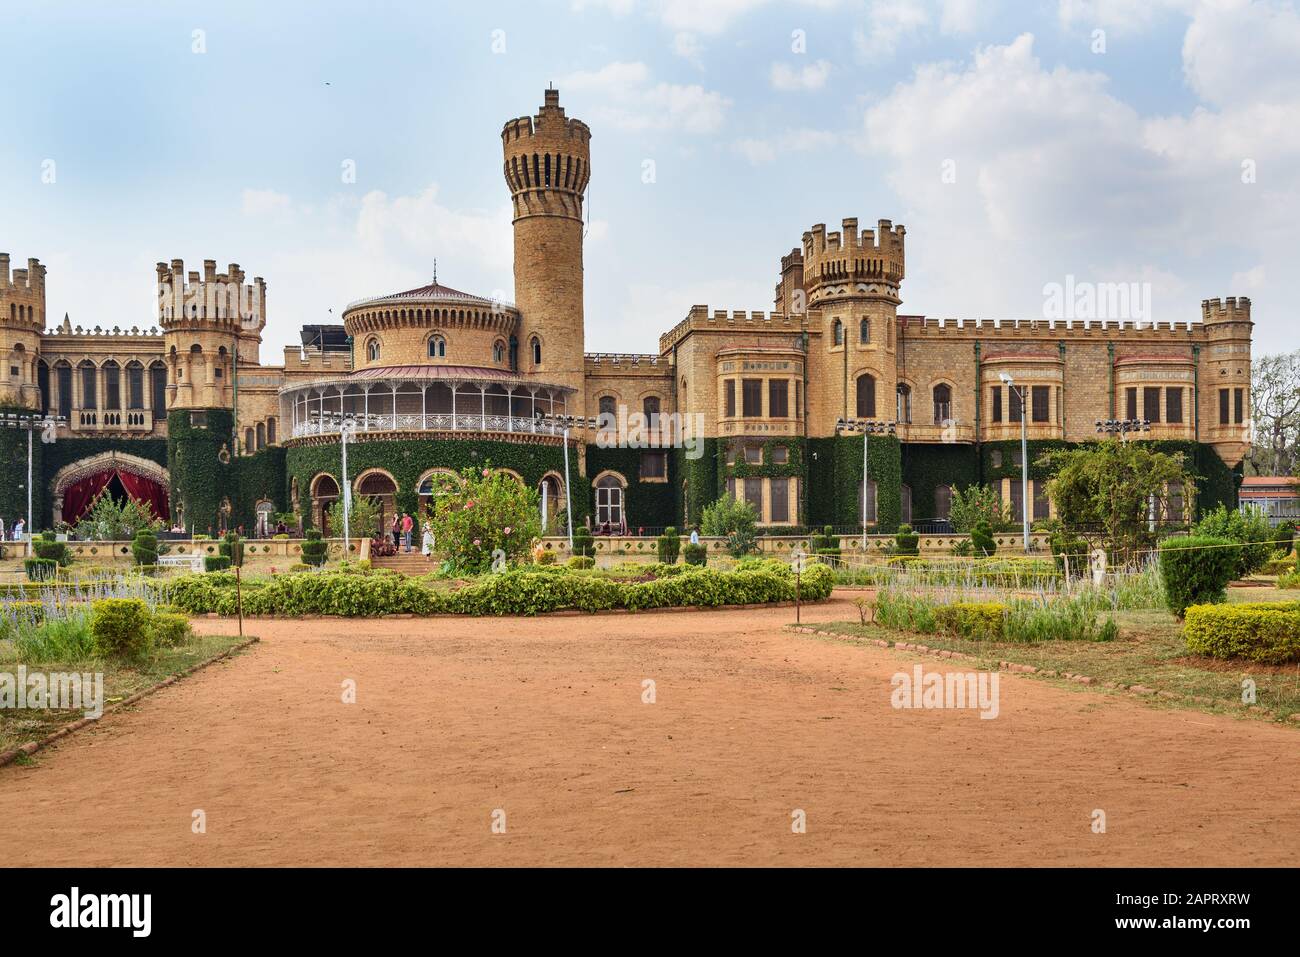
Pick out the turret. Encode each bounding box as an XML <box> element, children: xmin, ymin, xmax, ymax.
<box><xmin>502</xmin><ymin>88</ymin><xmax>591</xmax><ymax>398</ymax></box>
<box><xmin>0</xmin><ymin>254</ymin><xmax>47</xmax><ymax>409</ymax></box>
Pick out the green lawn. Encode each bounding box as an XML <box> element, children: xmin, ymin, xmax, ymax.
<box><xmin>809</xmin><ymin>585</ymin><xmax>1300</xmax><ymax>722</ymax></box>
<box><xmin>1</xmin><ymin>632</ymin><xmax>250</xmax><ymax>755</ymax></box>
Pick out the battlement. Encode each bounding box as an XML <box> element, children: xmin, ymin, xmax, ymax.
<box><xmin>500</xmin><ymin>88</ymin><xmax>592</xmax><ymax>146</ymax></box>
<box><xmin>897</xmin><ymin>315</ymin><xmax>1207</xmax><ymax>337</ymax></box>
<box><xmin>1201</xmin><ymin>297</ymin><xmax>1252</xmax><ymax>322</ymax></box>
<box><xmin>801</xmin><ymin>218</ymin><xmax>905</xmax><ymax>291</ymax></box>
<box><xmin>584</xmin><ymin>353</ymin><xmax>666</xmax><ymax>369</ymax></box>
<box><xmin>155</xmin><ymin>258</ymin><xmax>266</xmax><ymax>330</ymax></box>
<box><xmin>658</xmin><ymin>304</ymin><xmax>801</xmax><ymax>353</ymax></box>
<box><xmin>0</xmin><ymin>254</ymin><xmax>46</xmax><ymax>327</ymax></box>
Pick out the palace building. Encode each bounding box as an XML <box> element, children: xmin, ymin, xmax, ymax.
<box><xmin>0</xmin><ymin>88</ymin><xmax>1251</xmax><ymax>537</ymax></box>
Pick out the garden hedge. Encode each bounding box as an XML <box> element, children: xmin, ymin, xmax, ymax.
<box><xmin>162</xmin><ymin>561</ymin><xmax>834</xmax><ymax>618</ymax></box>
<box><xmin>1159</xmin><ymin>535</ymin><xmax>1236</xmax><ymax>618</ymax></box>
<box><xmin>1184</xmin><ymin>601</ymin><xmax>1300</xmax><ymax>664</ymax></box>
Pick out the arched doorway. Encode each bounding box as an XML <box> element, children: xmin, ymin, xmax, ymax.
<box><xmin>594</xmin><ymin>472</ymin><xmax>627</xmax><ymax>534</ymax></box>
<box><xmin>356</xmin><ymin>470</ymin><xmax>399</xmax><ymax>535</ymax></box>
<box><xmin>539</xmin><ymin>473</ymin><xmax>563</xmax><ymax>533</ymax></box>
<box><xmin>52</xmin><ymin>451</ymin><xmax>171</xmax><ymax>527</ymax></box>
<box><xmin>417</xmin><ymin>469</ymin><xmax>459</xmax><ymax>520</ymax></box>
<box><xmin>310</xmin><ymin>474</ymin><xmax>340</xmax><ymax>534</ymax></box>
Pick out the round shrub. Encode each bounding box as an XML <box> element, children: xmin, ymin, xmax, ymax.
<box><xmin>1159</xmin><ymin>535</ymin><xmax>1236</xmax><ymax>618</ymax></box>
<box><xmin>895</xmin><ymin>523</ymin><xmax>919</xmax><ymax>556</ymax></box>
<box><xmin>566</xmin><ymin>555</ymin><xmax>595</xmax><ymax>570</ymax></box>
<box><xmin>656</xmin><ymin>526</ymin><xmax>681</xmax><ymax>564</ymax></box>
<box><xmin>91</xmin><ymin>598</ymin><xmax>153</xmax><ymax>660</ymax></box>
<box><xmin>970</xmin><ymin>521</ymin><xmax>996</xmax><ymax>558</ymax></box>
<box><xmin>682</xmin><ymin>543</ymin><xmax>708</xmax><ymax>567</ymax></box>
<box><xmin>149</xmin><ymin>611</ymin><xmax>193</xmax><ymax>647</ymax></box>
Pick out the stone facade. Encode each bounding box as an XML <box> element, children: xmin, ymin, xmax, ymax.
<box><xmin>0</xmin><ymin>88</ymin><xmax>1253</xmax><ymax>534</ymax></box>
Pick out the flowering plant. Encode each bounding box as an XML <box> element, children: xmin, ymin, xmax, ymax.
<box><xmin>433</xmin><ymin>464</ymin><xmax>542</xmax><ymax>573</ymax></box>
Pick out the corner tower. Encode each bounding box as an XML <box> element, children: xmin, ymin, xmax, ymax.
<box><xmin>502</xmin><ymin>88</ymin><xmax>590</xmax><ymax>400</ymax></box>
<box><xmin>0</xmin><ymin>254</ymin><xmax>46</xmax><ymax>410</ymax></box>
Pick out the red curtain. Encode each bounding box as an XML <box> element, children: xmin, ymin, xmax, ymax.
<box><xmin>61</xmin><ymin>472</ymin><xmax>114</xmax><ymax>525</ymax></box>
<box><xmin>116</xmin><ymin>469</ymin><xmax>170</xmax><ymax>522</ymax></box>
<box><xmin>62</xmin><ymin>469</ymin><xmax>170</xmax><ymax>525</ymax></box>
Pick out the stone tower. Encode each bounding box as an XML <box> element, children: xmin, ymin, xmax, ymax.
<box><xmin>1200</xmin><ymin>296</ymin><xmax>1253</xmax><ymax>466</ymax></box>
<box><xmin>800</xmin><ymin>218</ymin><xmax>906</xmax><ymax>434</ymax></box>
<box><xmin>0</xmin><ymin>254</ymin><xmax>46</xmax><ymax>410</ymax></box>
<box><xmin>502</xmin><ymin>88</ymin><xmax>591</xmax><ymax>401</ymax></box>
<box><xmin>156</xmin><ymin>258</ymin><xmax>266</xmax><ymax>410</ymax></box>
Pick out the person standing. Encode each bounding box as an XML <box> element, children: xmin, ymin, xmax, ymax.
<box><xmin>401</xmin><ymin>512</ymin><xmax>414</xmax><ymax>552</ymax></box>
<box><xmin>689</xmin><ymin>527</ymin><xmax>700</xmax><ymax>546</ymax></box>
<box><xmin>421</xmin><ymin>518</ymin><xmax>434</xmax><ymax>558</ymax></box>
<box><xmin>390</xmin><ymin>513</ymin><xmax>401</xmax><ymax>549</ymax></box>
<box><xmin>0</xmin><ymin>517</ymin><xmax>6</xmax><ymax>542</ymax></box>
<box><xmin>12</xmin><ymin>518</ymin><xmax>25</xmax><ymax>541</ymax></box>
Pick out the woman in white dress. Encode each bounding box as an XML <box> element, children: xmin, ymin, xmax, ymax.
<box><xmin>421</xmin><ymin>520</ymin><xmax>434</xmax><ymax>558</ymax></box>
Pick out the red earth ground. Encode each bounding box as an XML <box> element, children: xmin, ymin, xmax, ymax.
<box><xmin>1</xmin><ymin>595</ymin><xmax>1297</xmax><ymax>866</ymax></box>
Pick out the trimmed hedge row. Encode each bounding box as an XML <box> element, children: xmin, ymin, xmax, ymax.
<box><xmin>1184</xmin><ymin>601</ymin><xmax>1300</xmax><ymax>664</ymax></box>
<box><xmin>164</xmin><ymin>561</ymin><xmax>835</xmax><ymax>618</ymax></box>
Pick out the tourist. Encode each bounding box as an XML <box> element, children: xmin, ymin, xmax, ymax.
<box><xmin>421</xmin><ymin>518</ymin><xmax>434</xmax><ymax>558</ymax></box>
<box><xmin>0</xmin><ymin>517</ymin><xmax>5</xmax><ymax>541</ymax></box>
<box><xmin>401</xmin><ymin>512</ymin><xmax>414</xmax><ymax>552</ymax></box>
<box><xmin>12</xmin><ymin>518</ymin><xmax>25</xmax><ymax>541</ymax></box>
<box><xmin>689</xmin><ymin>527</ymin><xmax>700</xmax><ymax>546</ymax></box>
<box><xmin>390</xmin><ymin>514</ymin><xmax>401</xmax><ymax>548</ymax></box>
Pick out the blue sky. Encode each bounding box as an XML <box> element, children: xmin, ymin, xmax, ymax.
<box><xmin>2</xmin><ymin>0</ymin><xmax>1296</xmax><ymax>357</ymax></box>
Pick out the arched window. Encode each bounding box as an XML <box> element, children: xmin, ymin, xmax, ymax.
<box><xmin>79</xmin><ymin>361</ymin><xmax>97</xmax><ymax>410</ymax></box>
<box><xmin>149</xmin><ymin>362</ymin><xmax>167</xmax><ymax>418</ymax></box>
<box><xmin>55</xmin><ymin>361</ymin><xmax>72</xmax><ymax>415</ymax></box>
<box><xmin>531</xmin><ymin>336</ymin><xmax>542</xmax><ymax>365</ymax></box>
<box><xmin>266</xmin><ymin>417</ymin><xmax>277</xmax><ymax>444</ymax></box>
<box><xmin>643</xmin><ymin>395</ymin><xmax>660</xmax><ymax>428</ymax></box>
<box><xmin>103</xmin><ymin>360</ymin><xmax>121</xmax><ymax>410</ymax></box>
<box><xmin>256</xmin><ymin>422</ymin><xmax>266</xmax><ymax>449</ymax></box>
<box><xmin>244</xmin><ymin>427</ymin><xmax>255</xmax><ymax>452</ymax></box>
<box><xmin>832</xmin><ymin>319</ymin><xmax>843</xmax><ymax>346</ymax></box>
<box><xmin>595</xmin><ymin>473</ymin><xmax>626</xmax><ymax>531</ymax></box>
<box><xmin>900</xmin><ymin>484</ymin><xmax>912</xmax><ymax>525</ymax></box>
<box><xmin>367</xmin><ymin>338</ymin><xmax>381</xmax><ymax>362</ymax></box>
<box><xmin>856</xmin><ymin>373</ymin><xmax>876</xmax><ymax>418</ymax></box>
<box><xmin>428</xmin><ymin>335</ymin><xmax>446</xmax><ymax>359</ymax></box>
<box><xmin>492</xmin><ymin>340</ymin><xmax>505</xmax><ymax>364</ymax></box>
<box><xmin>597</xmin><ymin>395</ymin><xmax>617</xmax><ymax>433</ymax></box>
<box><xmin>126</xmin><ymin>361</ymin><xmax>145</xmax><ymax>410</ymax></box>
<box><xmin>859</xmin><ymin>318</ymin><xmax>871</xmax><ymax>344</ymax></box>
<box><xmin>932</xmin><ymin>383</ymin><xmax>952</xmax><ymax>424</ymax></box>
<box><xmin>896</xmin><ymin>383</ymin><xmax>911</xmax><ymax>423</ymax></box>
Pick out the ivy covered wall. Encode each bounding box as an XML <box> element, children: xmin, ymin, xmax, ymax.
<box><xmin>167</xmin><ymin>409</ymin><xmax>236</xmax><ymax>533</ymax></box>
<box><xmin>720</xmin><ymin>437</ymin><xmax>808</xmax><ymax>527</ymax></box>
<box><xmin>0</xmin><ymin>405</ymin><xmax>41</xmax><ymax>528</ymax></box>
<box><xmin>900</xmin><ymin>443</ymin><xmax>980</xmax><ymax>524</ymax></box>
<box><xmin>286</xmin><ymin>436</ymin><xmax>589</xmax><ymax>530</ymax></box>
<box><xmin>806</xmin><ymin>434</ymin><xmax>902</xmax><ymax>532</ymax></box>
<box><xmin>674</xmin><ymin>437</ymin><xmax>718</xmax><ymax>529</ymax></box>
<box><xmin>234</xmin><ymin>446</ymin><xmax>288</xmax><ymax>531</ymax></box>
<box><xmin>585</xmin><ymin>444</ymin><xmax>675</xmax><ymax>530</ymax></box>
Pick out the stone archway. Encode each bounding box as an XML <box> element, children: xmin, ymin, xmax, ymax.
<box><xmin>52</xmin><ymin>450</ymin><xmax>171</xmax><ymax>526</ymax></box>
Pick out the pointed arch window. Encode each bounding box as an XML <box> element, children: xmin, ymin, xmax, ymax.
<box><xmin>531</xmin><ymin>336</ymin><xmax>542</xmax><ymax>365</ymax></box>
<box><xmin>367</xmin><ymin>338</ymin><xmax>381</xmax><ymax>362</ymax></box>
<box><xmin>428</xmin><ymin>335</ymin><xmax>446</xmax><ymax>359</ymax></box>
<box><xmin>856</xmin><ymin>373</ymin><xmax>876</xmax><ymax>418</ymax></box>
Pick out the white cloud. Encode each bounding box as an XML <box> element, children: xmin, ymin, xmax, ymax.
<box><xmin>560</xmin><ymin>61</ymin><xmax>731</xmax><ymax>132</ymax></box>
<box><xmin>939</xmin><ymin>0</ymin><xmax>980</xmax><ymax>33</ymax></box>
<box><xmin>1057</xmin><ymin>0</ymin><xmax>1191</xmax><ymax>34</ymax></box>
<box><xmin>571</xmin><ymin>0</ymin><xmax>845</xmax><ymax>36</ymax></box>
<box><xmin>771</xmin><ymin>59</ymin><xmax>832</xmax><ymax>91</ymax></box>
<box><xmin>672</xmin><ymin>31</ymin><xmax>704</xmax><ymax>60</ymax></box>
<box><xmin>733</xmin><ymin>128</ymin><xmax>840</xmax><ymax>164</ymax></box>
<box><xmin>854</xmin><ymin>0</ymin><xmax>931</xmax><ymax>58</ymax></box>
<box><xmin>1181</xmin><ymin>0</ymin><xmax>1300</xmax><ymax>107</ymax></box>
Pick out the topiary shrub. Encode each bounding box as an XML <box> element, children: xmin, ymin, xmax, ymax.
<box><xmin>656</xmin><ymin>526</ymin><xmax>681</xmax><ymax>564</ymax></box>
<box><xmin>33</xmin><ymin>530</ymin><xmax>71</xmax><ymax>567</ymax></box>
<box><xmin>566</xmin><ymin>555</ymin><xmax>595</xmax><ymax>570</ymax></box>
<box><xmin>572</xmin><ymin>526</ymin><xmax>595</xmax><ymax>558</ymax></box>
<box><xmin>895</xmin><ymin>523</ymin><xmax>919</xmax><ymax>556</ymax></box>
<box><xmin>148</xmin><ymin>611</ymin><xmax>193</xmax><ymax>647</ymax></box>
<box><xmin>970</xmin><ymin>521</ymin><xmax>996</xmax><ymax>558</ymax></box>
<box><xmin>219</xmin><ymin>531</ymin><xmax>244</xmax><ymax>568</ymax></box>
<box><xmin>300</xmin><ymin>528</ymin><xmax>327</xmax><ymax>567</ymax></box>
<box><xmin>1159</xmin><ymin>535</ymin><xmax>1236</xmax><ymax>618</ymax></box>
<box><xmin>132</xmin><ymin>528</ymin><xmax>158</xmax><ymax>568</ymax></box>
<box><xmin>1194</xmin><ymin>505</ymin><xmax>1274</xmax><ymax>578</ymax></box>
<box><xmin>91</xmin><ymin>598</ymin><xmax>153</xmax><ymax>660</ymax></box>
<box><xmin>23</xmin><ymin>557</ymin><xmax>58</xmax><ymax>581</ymax></box>
<box><xmin>1184</xmin><ymin>601</ymin><xmax>1300</xmax><ymax>663</ymax></box>
<box><xmin>204</xmin><ymin>555</ymin><xmax>232</xmax><ymax>572</ymax></box>
<box><xmin>683</xmin><ymin>542</ymin><xmax>708</xmax><ymax>567</ymax></box>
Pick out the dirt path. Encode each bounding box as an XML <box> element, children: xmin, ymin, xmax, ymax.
<box><xmin>2</xmin><ymin>596</ymin><xmax>1297</xmax><ymax>866</ymax></box>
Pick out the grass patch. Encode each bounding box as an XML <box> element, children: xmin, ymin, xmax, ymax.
<box><xmin>813</xmin><ymin>587</ymin><xmax>1300</xmax><ymax>722</ymax></box>
<box><xmin>0</xmin><ymin>631</ymin><xmax>249</xmax><ymax>755</ymax></box>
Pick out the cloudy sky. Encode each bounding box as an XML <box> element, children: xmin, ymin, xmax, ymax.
<box><xmin>2</xmin><ymin>0</ymin><xmax>1296</xmax><ymax>357</ymax></box>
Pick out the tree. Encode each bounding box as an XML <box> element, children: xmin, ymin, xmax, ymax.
<box><xmin>433</xmin><ymin>466</ymin><xmax>541</xmax><ymax>573</ymax></box>
<box><xmin>949</xmin><ymin>484</ymin><xmax>1009</xmax><ymax>533</ymax></box>
<box><xmin>326</xmin><ymin>494</ymin><xmax>380</xmax><ymax>540</ymax></box>
<box><xmin>73</xmin><ymin>493</ymin><xmax>164</xmax><ymax>542</ymax></box>
<box><xmin>700</xmin><ymin>495</ymin><xmax>758</xmax><ymax>557</ymax></box>
<box><xmin>1042</xmin><ymin>440</ymin><xmax>1192</xmax><ymax>564</ymax></box>
<box><xmin>1247</xmin><ymin>350</ymin><xmax>1300</xmax><ymax>476</ymax></box>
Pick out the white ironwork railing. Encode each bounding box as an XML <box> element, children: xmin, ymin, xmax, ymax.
<box><xmin>291</xmin><ymin>413</ymin><xmax>568</xmax><ymax>439</ymax></box>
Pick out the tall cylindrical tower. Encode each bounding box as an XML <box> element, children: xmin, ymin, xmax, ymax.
<box><xmin>502</xmin><ymin>88</ymin><xmax>590</xmax><ymax>402</ymax></box>
<box><xmin>0</xmin><ymin>254</ymin><xmax>46</xmax><ymax>410</ymax></box>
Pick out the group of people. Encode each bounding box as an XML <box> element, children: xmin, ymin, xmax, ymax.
<box><xmin>0</xmin><ymin>517</ymin><xmax>26</xmax><ymax>541</ymax></box>
<box><xmin>386</xmin><ymin>512</ymin><xmax>435</xmax><ymax>557</ymax></box>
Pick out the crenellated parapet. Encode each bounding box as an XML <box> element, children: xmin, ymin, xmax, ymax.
<box><xmin>801</xmin><ymin>217</ymin><xmax>905</xmax><ymax>304</ymax></box>
<box><xmin>156</xmin><ymin>258</ymin><xmax>266</xmax><ymax>336</ymax></box>
<box><xmin>659</xmin><ymin>305</ymin><xmax>801</xmax><ymax>353</ymax></box>
<box><xmin>0</xmin><ymin>254</ymin><xmax>47</xmax><ymax>330</ymax></box>
<box><xmin>501</xmin><ymin>88</ymin><xmax>591</xmax><ymax>223</ymax></box>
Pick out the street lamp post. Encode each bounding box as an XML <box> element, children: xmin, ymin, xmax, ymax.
<box><xmin>312</xmin><ymin>411</ymin><xmax>360</xmax><ymax>553</ymax></box>
<box><xmin>835</xmin><ymin>417</ymin><xmax>897</xmax><ymax>551</ymax></box>
<box><xmin>539</xmin><ymin>412</ymin><xmax>600</xmax><ymax>551</ymax></box>
<box><xmin>1</xmin><ymin>412</ymin><xmax>65</xmax><ymax>539</ymax></box>
<box><xmin>999</xmin><ymin>373</ymin><xmax>1031</xmax><ymax>554</ymax></box>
